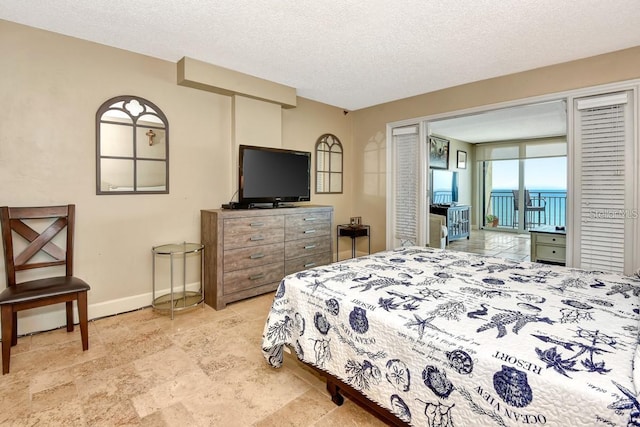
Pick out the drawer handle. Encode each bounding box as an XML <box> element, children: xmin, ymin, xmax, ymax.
<box><xmin>304</xmin><ymin>262</ymin><xmax>316</xmax><ymax>268</ymax></box>
<box><xmin>250</xmin><ymin>235</ymin><xmax>264</xmax><ymax>241</ymax></box>
<box><xmin>250</xmin><ymin>253</ymin><xmax>265</xmax><ymax>259</ymax></box>
<box><xmin>304</xmin><ymin>217</ymin><xmax>317</xmax><ymax>221</ymax></box>
<box><xmin>552</xmin><ymin>250</ymin><xmax>556</xmax><ymax>254</ymax></box>
<box><xmin>304</xmin><ymin>229</ymin><xmax>316</xmax><ymax>234</ymax></box>
<box><xmin>304</xmin><ymin>244</ymin><xmax>317</xmax><ymax>250</ymax></box>
<box><xmin>249</xmin><ymin>273</ymin><xmax>265</xmax><ymax>280</ymax></box>
<box><xmin>250</xmin><ymin>222</ymin><xmax>265</xmax><ymax>227</ymax></box>
<box><xmin>552</xmin><ymin>238</ymin><xmax>556</xmax><ymax>241</ymax></box>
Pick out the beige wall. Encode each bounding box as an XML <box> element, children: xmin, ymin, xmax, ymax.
<box><xmin>352</xmin><ymin>46</ymin><xmax>640</xmax><ymax>252</ymax></box>
<box><xmin>0</xmin><ymin>20</ymin><xmax>352</xmax><ymax>331</ymax></box>
<box><xmin>282</xmin><ymin>98</ymin><xmax>355</xmax><ymax>259</ymax></box>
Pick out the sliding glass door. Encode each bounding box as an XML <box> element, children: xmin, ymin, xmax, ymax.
<box><xmin>482</xmin><ymin>156</ymin><xmax>567</xmax><ymax>233</ymax></box>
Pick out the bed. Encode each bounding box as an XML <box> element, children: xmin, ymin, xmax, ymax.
<box><xmin>261</xmin><ymin>246</ymin><xmax>640</xmax><ymax>426</ymax></box>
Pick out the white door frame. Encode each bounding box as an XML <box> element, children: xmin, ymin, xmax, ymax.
<box><xmin>386</xmin><ymin>78</ymin><xmax>640</xmax><ymax>270</ymax></box>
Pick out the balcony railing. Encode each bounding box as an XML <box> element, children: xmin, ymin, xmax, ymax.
<box><xmin>486</xmin><ymin>190</ymin><xmax>566</xmax><ymax>230</ymax></box>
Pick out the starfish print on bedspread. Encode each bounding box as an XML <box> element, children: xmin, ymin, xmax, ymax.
<box><xmin>404</xmin><ymin>302</ymin><xmax>466</xmax><ymax>339</ymax></box>
<box><xmin>405</xmin><ymin>313</ymin><xmax>441</xmax><ymax>340</ymax></box>
<box><xmin>475</xmin><ymin>308</ymin><xmax>554</xmax><ymax>338</ymax></box>
<box><xmin>306</xmin><ymin>279</ymin><xmax>332</xmax><ymax>294</ymax></box>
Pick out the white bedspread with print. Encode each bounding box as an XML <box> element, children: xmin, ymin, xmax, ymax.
<box><xmin>261</xmin><ymin>247</ymin><xmax>640</xmax><ymax>426</ymax></box>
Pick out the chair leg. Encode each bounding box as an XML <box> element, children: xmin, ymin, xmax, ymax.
<box><xmin>65</xmin><ymin>301</ymin><xmax>74</xmax><ymax>332</ymax></box>
<box><xmin>11</xmin><ymin>312</ymin><xmax>17</xmax><ymax>346</ymax></box>
<box><xmin>77</xmin><ymin>292</ymin><xmax>89</xmax><ymax>351</ymax></box>
<box><xmin>1</xmin><ymin>305</ymin><xmax>13</xmax><ymax>374</ymax></box>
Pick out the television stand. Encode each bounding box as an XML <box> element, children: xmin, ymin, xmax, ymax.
<box><xmin>430</xmin><ymin>204</ymin><xmax>471</xmax><ymax>242</ymax></box>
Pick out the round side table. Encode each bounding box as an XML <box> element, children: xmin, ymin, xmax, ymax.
<box><xmin>152</xmin><ymin>242</ymin><xmax>204</xmax><ymax>319</ymax></box>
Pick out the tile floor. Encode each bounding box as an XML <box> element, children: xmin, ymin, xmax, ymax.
<box><xmin>0</xmin><ymin>293</ymin><xmax>386</xmax><ymax>426</ymax></box>
<box><xmin>447</xmin><ymin>229</ymin><xmax>531</xmax><ymax>262</ymax></box>
<box><xmin>0</xmin><ymin>229</ymin><xmax>527</xmax><ymax>426</ymax></box>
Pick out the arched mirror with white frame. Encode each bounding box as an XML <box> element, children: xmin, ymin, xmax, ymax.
<box><xmin>96</xmin><ymin>95</ymin><xmax>169</xmax><ymax>194</ymax></box>
<box><xmin>315</xmin><ymin>133</ymin><xmax>343</xmax><ymax>194</ymax></box>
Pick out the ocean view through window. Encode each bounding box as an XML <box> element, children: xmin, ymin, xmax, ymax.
<box><xmin>483</xmin><ymin>157</ymin><xmax>567</xmax><ymax>231</ymax></box>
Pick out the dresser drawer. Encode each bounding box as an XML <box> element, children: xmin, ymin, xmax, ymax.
<box><xmin>536</xmin><ymin>244</ymin><xmax>566</xmax><ymax>262</ymax></box>
<box><xmin>285</xmin><ymin>236</ymin><xmax>332</xmax><ymax>259</ymax></box>
<box><xmin>535</xmin><ymin>233</ymin><xmax>566</xmax><ymax>246</ymax></box>
<box><xmin>223</xmin><ymin>262</ymin><xmax>284</xmax><ymax>294</ymax></box>
<box><xmin>223</xmin><ymin>243</ymin><xmax>284</xmax><ymax>272</ymax></box>
<box><xmin>285</xmin><ymin>252</ymin><xmax>332</xmax><ymax>276</ymax></box>
<box><xmin>285</xmin><ymin>212</ymin><xmax>331</xmax><ymax>241</ymax></box>
<box><xmin>223</xmin><ymin>216</ymin><xmax>284</xmax><ymax>249</ymax></box>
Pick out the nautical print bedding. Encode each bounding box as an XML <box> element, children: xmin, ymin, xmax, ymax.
<box><xmin>261</xmin><ymin>247</ymin><xmax>640</xmax><ymax>426</ymax></box>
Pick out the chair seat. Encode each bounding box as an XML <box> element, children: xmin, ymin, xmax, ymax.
<box><xmin>0</xmin><ymin>277</ymin><xmax>90</xmax><ymax>305</ymax></box>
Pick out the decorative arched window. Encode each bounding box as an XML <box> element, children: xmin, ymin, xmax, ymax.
<box><xmin>96</xmin><ymin>95</ymin><xmax>169</xmax><ymax>194</ymax></box>
<box><xmin>315</xmin><ymin>133</ymin><xmax>343</xmax><ymax>194</ymax></box>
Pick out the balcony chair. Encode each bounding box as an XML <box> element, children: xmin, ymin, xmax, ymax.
<box><xmin>512</xmin><ymin>190</ymin><xmax>546</xmax><ymax>229</ymax></box>
<box><xmin>0</xmin><ymin>204</ymin><xmax>90</xmax><ymax>374</ymax></box>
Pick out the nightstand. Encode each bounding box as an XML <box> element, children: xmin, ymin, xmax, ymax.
<box><xmin>530</xmin><ymin>226</ymin><xmax>566</xmax><ymax>266</ymax></box>
<box><xmin>337</xmin><ymin>224</ymin><xmax>371</xmax><ymax>261</ymax></box>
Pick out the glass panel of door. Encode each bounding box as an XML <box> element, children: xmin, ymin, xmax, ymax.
<box><xmin>482</xmin><ymin>157</ymin><xmax>567</xmax><ymax>232</ymax></box>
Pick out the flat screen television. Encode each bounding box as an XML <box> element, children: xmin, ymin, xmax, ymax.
<box><xmin>239</xmin><ymin>145</ymin><xmax>311</xmax><ymax>207</ymax></box>
<box><xmin>431</xmin><ymin>169</ymin><xmax>459</xmax><ymax>205</ymax></box>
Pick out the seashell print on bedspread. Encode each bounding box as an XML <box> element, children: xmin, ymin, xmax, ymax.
<box><xmin>261</xmin><ymin>247</ymin><xmax>640</xmax><ymax>426</ymax></box>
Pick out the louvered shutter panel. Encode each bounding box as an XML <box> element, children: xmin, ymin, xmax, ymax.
<box><xmin>392</xmin><ymin>126</ymin><xmax>420</xmax><ymax>247</ymax></box>
<box><xmin>575</xmin><ymin>92</ymin><xmax>630</xmax><ymax>273</ymax></box>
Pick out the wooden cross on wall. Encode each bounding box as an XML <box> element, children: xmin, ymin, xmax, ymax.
<box><xmin>146</xmin><ymin>129</ymin><xmax>156</xmax><ymax>146</ymax></box>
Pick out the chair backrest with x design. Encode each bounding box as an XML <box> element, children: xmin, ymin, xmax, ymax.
<box><xmin>2</xmin><ymin>205</ymin><xmax>75</xmax><ymax>286</ymax></box>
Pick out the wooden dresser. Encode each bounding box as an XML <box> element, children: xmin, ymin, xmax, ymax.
<box><xmin>201</xmin><ymin>205</ymin><xmax>333</xmax><ymax>309</ymax></box>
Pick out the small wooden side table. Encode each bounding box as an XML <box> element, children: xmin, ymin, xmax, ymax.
<box><xmin>337</xmin><ymin>225</ymin><xmax>371</xmax><ymax>261</ymax></box>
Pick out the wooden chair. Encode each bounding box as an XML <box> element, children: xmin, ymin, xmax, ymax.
<box><xmin>0</xmin><ymin>205</ymin><xmax>90</xmax><ymax>374</ymax></box>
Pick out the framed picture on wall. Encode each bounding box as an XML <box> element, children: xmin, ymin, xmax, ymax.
<box><xmin>429</xmin><ymin>136</ymin><xmax>449</xmax><ymax>169</ymax></box>
<box><xmin>457</xmin><ymin>150</ymin><xmax>467</xmax><ymax>169</ymax></box>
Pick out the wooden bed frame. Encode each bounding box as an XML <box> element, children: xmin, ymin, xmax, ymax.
<box><xmin>305</xmin><ymin>361</ymin><xmax>411</xmax><ymax>426</ymax></box>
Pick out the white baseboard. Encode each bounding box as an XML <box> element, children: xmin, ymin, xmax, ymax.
<box><xmin>14</xmin><ymin>282</ymin><xmax>201</xmax><ymax>336</ymax></box>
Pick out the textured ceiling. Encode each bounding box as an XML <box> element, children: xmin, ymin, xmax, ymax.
<box><xmin>2</xmin><ymin>1</ymin><xmax>640</xmax><ymax>110</ymax></box>
<box><xmin>430</xmin><ymin>100</ymin><xmax>567</xmax><ymax>143</ymax></box>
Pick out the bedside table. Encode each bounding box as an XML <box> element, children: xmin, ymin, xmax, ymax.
<box><xmin>530</xmin><ymin>226</ymin><xmax>566</xmax><ymax>266</ymax></box>
<box><xmin>337</xmin><ymin>224</ymin><xmax>371</xmax><ymax>261</ymax></box>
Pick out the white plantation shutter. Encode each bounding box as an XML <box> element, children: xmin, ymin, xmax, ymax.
<box><xmin>574</xmin><ymin>92</ymin><xmax>632</xmax><ymax>274</ymax></box>
<box><xmin>391</xmin><ymin>126</ymin><xmax>420</xmax><ymax>247</ymax></box>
